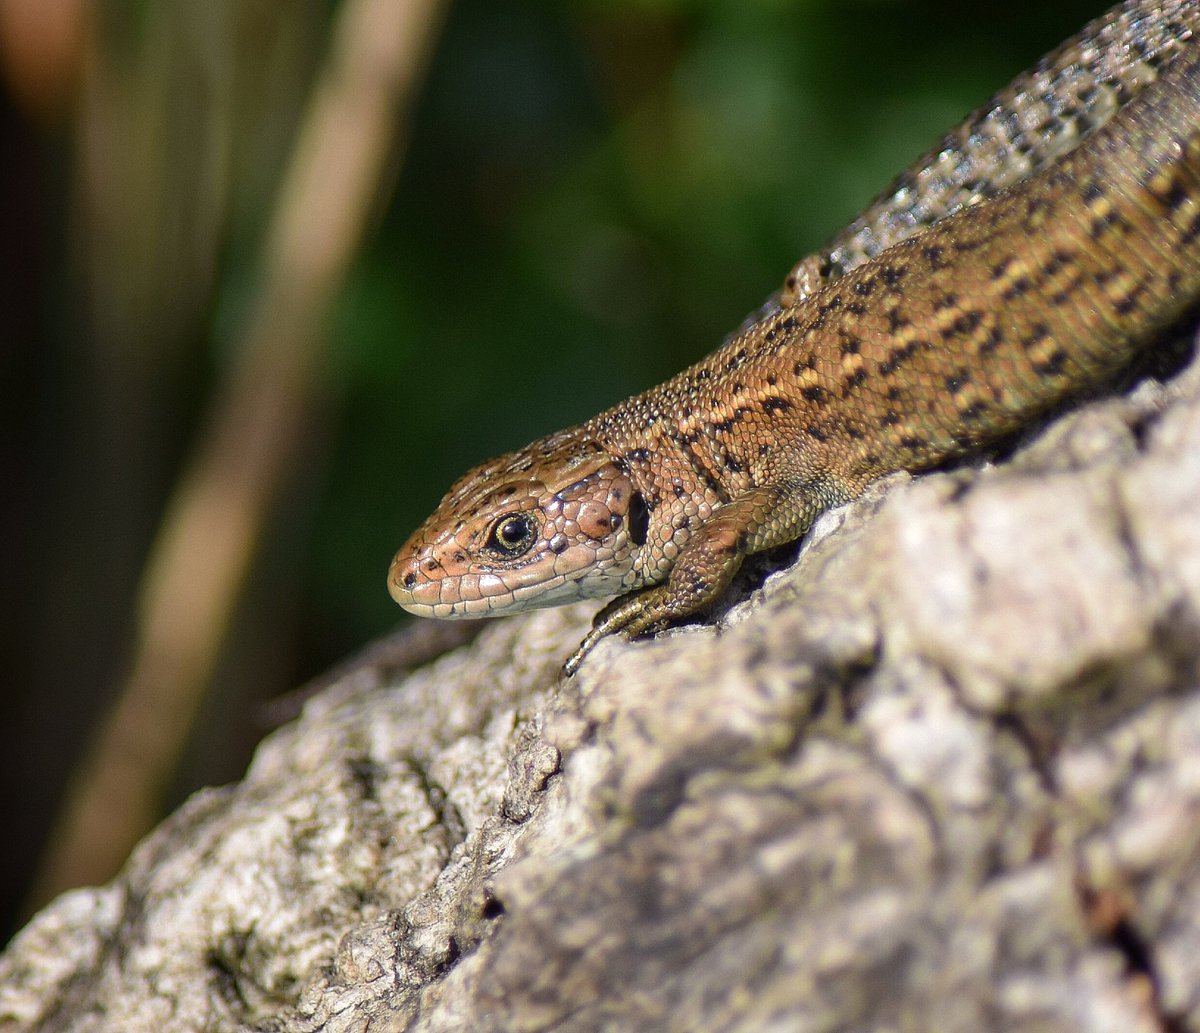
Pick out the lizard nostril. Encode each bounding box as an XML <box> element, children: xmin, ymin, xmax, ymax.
<box><xmin>403</xmin><ymin>572</ymin><xmax>416</xmax><ymax>589</ymax></box>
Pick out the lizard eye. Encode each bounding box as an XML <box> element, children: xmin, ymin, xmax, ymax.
<box><xmin>486</xmin><ymin>513</ymin><xmax>537</xmax><ymax>557</ymax></box>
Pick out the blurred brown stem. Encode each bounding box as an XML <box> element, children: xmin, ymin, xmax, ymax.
<box><xmin>29</xmin><ymin>0</ymin><xmax>447</xmax><ymax>908</ymax></box>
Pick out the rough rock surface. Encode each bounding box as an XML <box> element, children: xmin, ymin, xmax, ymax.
<box><xmin>4</xmin><ymin>347</ymin><xmax>1200</xmax><ymax>1033</ymax></box>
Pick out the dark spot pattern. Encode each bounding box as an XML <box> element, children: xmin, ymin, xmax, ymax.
<box><xmin>1001</xmin><ymin>275</ymin><xmax>1033</xmax><ymax>301</ymax></box>
<box><xmin>945</xmin><ymin>310</ymin><xmax>984</xmax><ymax>339</ymax></box>
<box><xmin>842</xmin><ymin>369</ymin><xmax>868</xmax><ymax>392</ymax></box>
<box><xmin>978</xmin><ymin>327</ymin><xmax>1005</xmax><ymax>356</ymax></box>
<box><xmin>1033</xmin><ymin>349</ymin><xmax>1070</xmax><ymax>377</ymax></box>
<box><xmin>886</xmin><ymin>309</ymin><xmax>909</xmax><ymax>333</ymax></box>
<box><xmin>801</xmin><ymin>385</ymin><xmax>826</xmax><ymax>403</ymax></box>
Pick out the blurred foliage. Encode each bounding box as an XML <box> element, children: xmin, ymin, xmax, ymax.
<box><xmin>0</xmin><ymin>0</ymin><xmax>1106</xmax><ymax>935</ymax></box>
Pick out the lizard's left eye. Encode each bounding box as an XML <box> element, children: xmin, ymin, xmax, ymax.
<box><xmin>486</xmin><ymin>513</ymin><xmax>537</xmax><ymax>557</ymax></box>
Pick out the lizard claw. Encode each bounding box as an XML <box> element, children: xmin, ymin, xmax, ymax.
<box><xmin>561</xmin><ymin>589</ymin><xmax>671</xmax><ymax>677</ymax></box>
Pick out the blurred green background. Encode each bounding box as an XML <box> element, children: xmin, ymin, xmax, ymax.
<box><xmin>0</xmin><ymin>0</ymin><xmax>1105</xmax><ymax>938</ymax></box>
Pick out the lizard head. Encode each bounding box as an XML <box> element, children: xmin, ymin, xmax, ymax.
<box><xmin>388</xmin><ymin>430</ymin><xmax>648</xmax><ymax>619</ymax></box>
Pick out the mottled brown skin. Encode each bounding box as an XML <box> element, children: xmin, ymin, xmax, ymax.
<box><xmin>391</xmin><ymin>8</ymin><xmax>1200</xmax><ymax>676</ymax></box>
<box><xmin>742</xmin><ymin>0</ymin><xmax>1200</xmax><ymax>327</ymax></box>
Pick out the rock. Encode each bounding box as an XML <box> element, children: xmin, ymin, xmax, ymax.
<box><xmin>4</xmin><ymin>349</ymin><xmax>1200</xmax><ymax>1033</ymax></box>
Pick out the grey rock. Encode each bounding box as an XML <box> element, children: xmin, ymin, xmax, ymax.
<box><xmin>4</xmin><ymin>349</ymin><xmax>1200</xmax><ymax>1033</ymax></box>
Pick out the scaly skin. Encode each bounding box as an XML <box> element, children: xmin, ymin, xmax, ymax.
<box><xmin>391</xmin><ymin>6</ymin><xmax>1200</xmax><ymax>676</ymax></box>
<box><xmin>741</xmin><ymin>0</ymin><xmax>1200</xmax><ymax>324</ymax></box>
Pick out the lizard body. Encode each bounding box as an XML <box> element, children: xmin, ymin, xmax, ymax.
<box><xmin>390</xmin><ymin>3</ymin><xmax>1200</xmax><ymax>675</ymax></box>
<box><xmin>750</xmin><ymin>0</ymin><xmax>1199</xmax><ymax>319</ymax></box>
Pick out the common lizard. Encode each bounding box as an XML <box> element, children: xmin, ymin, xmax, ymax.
<box><xmin>390</xmin><ymin>1</ymin><xmax>1200</xmax><ymax>676</ymax></box>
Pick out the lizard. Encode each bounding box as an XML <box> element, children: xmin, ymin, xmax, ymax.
<box><xmin>389</xmin><ymin>0</ymin><xmax>1200</xmax><ymax>677</ymax></box>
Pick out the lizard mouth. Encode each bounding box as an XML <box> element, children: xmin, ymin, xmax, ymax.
<box><xmin>388</xmin><ymin>544</ymin><xmax>630</xmax><ymax>619</ymax></box>
<box><xmin>387</xmin><ymin>546</ymin><xmax>522</xmax><ymax>619</ymax></box>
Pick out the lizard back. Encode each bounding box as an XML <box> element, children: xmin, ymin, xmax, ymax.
<box><xmin>592</xmin><ymin>41</ymin><xmax>1200</xmax><ymax>514</ymax></box>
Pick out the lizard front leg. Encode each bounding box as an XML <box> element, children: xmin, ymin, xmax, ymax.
<box><xmin>563</xmin><ymin>478</ymin><xmax>837</xmax><ymax>676</ymax></box>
